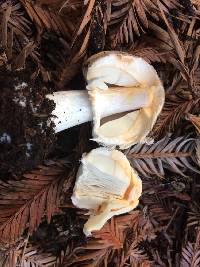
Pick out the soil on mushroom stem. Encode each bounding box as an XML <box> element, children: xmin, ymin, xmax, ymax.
<box><xmin>0</xmin><ymin>66</ymin><xmax>56</xmax><ymax>177</ymax></box>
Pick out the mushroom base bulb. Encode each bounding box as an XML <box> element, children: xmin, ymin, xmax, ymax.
<box><xmin>71</xmin><ymin>147</ymin><xmax>142</xmax><ymax>236</ymax></box>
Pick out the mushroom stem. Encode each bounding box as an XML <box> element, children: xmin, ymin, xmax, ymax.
<box><xmin>46</xmin><ymin>88</ymin><xmax>150</xmax><ymax>133</ymax></box>
<box><xmin>46</xmin><ymin>91</ymin><xmax>91</xmax><ymax>133</ymax></box>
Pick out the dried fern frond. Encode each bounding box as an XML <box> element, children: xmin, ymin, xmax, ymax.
<box><xmin>180</xmin><ymin>241</ymin><xmax>200</xmax><ymax>267</ymax></box>
<box><xmin>19</xmin><ymin>0</ymin><xmax>72</xmax><ymax>39</ymax></box>
<box><xmin>187</xmin><ymin>202</ymin><xmax>200</xmax><ymax>229</ymax></box>
<box><xmin>196</xmin><ymin>139</ymin><xmax>200</xmax><ymax>166</ymax></box>
<box><xmin>0</xmin><ymin>3</ymin><xmax>37</xmax><ymax>71</ymax></box>
<box><xmin>142</xmin><ymin>193</ymin><xmax>172</xmax><ymax>226</ymax></box>
<box><xmin>121</xmin><ymin>246</ymin><xmax>152</xmax><ymax>267</ymax></box>
<box><xmin>128</xmin><ymin>41</ymin><xmax>168</xmax><ymax>64</ymax></box>
<box><xmin>0</xmin><ymin>1</ymin><xmax>32</xmax><ymax>41</ymax></box>
<box><xmin>191</xmin><ymin>0</ymin><xmax>200</xmax><ymax>11</ymax></box>
<box><xmin>153</xmin><ymin>93</ymin><xmax>200</xmax><ymax>138</ymax></box>
<box><xmin>192</xmin><ymin>65</ymin><xmax>200</xmax><ymax>97</ymax></box>
<box><xmin>57</xmin><ymin>1</ymin><xmax>103</xmax><ymax>86</ymax></box>
<box><xmin>109</xmin><ymin>0</ymin><xmax>181</xmax><ymax>46</ymax></box>
<box><xmin>0</xmin><ymin>238</ymin><xmax>26</xmax><ymax>267</ymax></box>
<box><xmin>2</xmin><ymin>207</ymin><xmax>86</xmax><ymax>267</ymax></box>
<box><xmin>93</xmin><ymin>211</ymin><xmax>144</xmax><ymax>249</ymax></box>
<box><xmin>157</xmin><ymin>2</ymin><xmax>186</xmax><ymax>64</ymax></box>
<box><xmin>127</xmin><ymin>136</ymin><xmax>199</xmax><ymax>178</ymax></box>
<box><xmin>0</xmin><ymin>1</ymin><xmax>32</xmax><ymax>60</ymax></box>
<box><xmin>128</xmin><ymin>36</ymin><xmax>171</xmax><ymax>64</ymax></box>
<box><xmin>63</xmin><ymin>213</ymin><xmax>139</xmax><ymax>266</ymax></box>
<box><xmin>126</xmin><ymin>17</ymin><xmax>189</xmax><ymax>81</ymax></box>
<box><xmin>18</xmin><ymin>245</ymin><xmax>58</xmax><ymax>267</ymax></box>
<box><xmin>181</xmin><ymin>242</ymin><xmax>195</xmax><ymax>267</ymax></box>
<box><xmin>116</xmin><ymin>212</ymin><xmax>155</xmax><ymax>267</ymax></box>
<box><xmin>69</xmin><ymin>0</ymin><xmax>107</xmax><ymax>68</ymax></box>
<box><xmin>0</xmin><ymin>0</ymin><xmax>74</xmax><ymax>81</ymax></box>
<box><xmin>0</xmin><ymin>160</ymin><xmax>71</xmax><ymax>245</ymax></box>
<box><xmin>188</xmin><ymin>114</ymin><xmax>200</xmax><ymax>134</ymax></box>
<box><xmin>127</xmin><ymin>25</ymin><xmax>187</xmax><ymax>69</ymax></box>
<box><xmin>63</xmin><ymin>211</ymin><xmax>156</xmax><ymax>267</ymax></box>
<box><xmin>72</xmin><ymin>0</ymin><xmax>95</xmax><ymax>42</ymax></box>
<box><xmin>1</xmin><ymin>242</ymin><xmax>58</xmax><ymax>267</ymax></box>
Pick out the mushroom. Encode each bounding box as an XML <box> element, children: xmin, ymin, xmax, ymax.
<box><xmin>84</xmin><ymin>51</ymin><xmax>165</xmax><ymax>148</ymax></box>
<box><xmin>46</xmin><ymin>51</ymin><xmax>164</xmax><ymax>148</ymax></box>
<box><xmin>71</xmin><ymin>147</ymin><xmax>142</xmax><ymax>236</ymax></box>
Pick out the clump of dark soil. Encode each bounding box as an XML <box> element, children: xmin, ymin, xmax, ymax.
<box><xmin>30</xmin><ymin>211</ymin><xmax>85</xmax><ymax>254</ymax></box>
<box><xmin>0</xmin><ymin>66</ymin><xmax>56</xmax><ymax>177</ymax></box>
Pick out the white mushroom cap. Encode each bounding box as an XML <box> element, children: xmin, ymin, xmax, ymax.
<box><xmin>84</xmin><ymin>51</ymin><xmax>165</xmax><ymax>149</ymax></box>
<box><xmin>71</xmin><ymin>147</ymin><xmax>142</xmax><ymax>236</ymax></box>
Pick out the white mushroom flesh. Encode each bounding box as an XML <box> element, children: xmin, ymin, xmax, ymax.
<box><xmin>46</xmin><ymin>91</ymin><xmax>92</xmax><ymax>132</ymax></box>
<box><xmin>71</xmin><ymin>147</ymin><xmax>142</xmax><ymax>236</ymax></box>
<box><xmin>46</xmin><ymin>88</ymin><xmax>150</xmax><ymax>133</ymax></box>
<box><xmin>84</xmin><ymin>51</ymin><xmax>165</xmax><ymax>149</ymax></box>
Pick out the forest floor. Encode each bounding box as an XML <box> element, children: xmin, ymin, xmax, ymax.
<box><xmin>1</xmin><ymin>0</ymin><xmax>200</xmax><ymax>266</ymax></box>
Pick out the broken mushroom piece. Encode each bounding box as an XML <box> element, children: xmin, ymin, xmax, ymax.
<box><xmin>84</xmin><ymin>51</ymin><xmax>165</xmax><ymax>149</ymax></box>
<box><xmin>71</xmin><ymin>147</ymin><xmax>142</xmax><ymax>236</ymax></box>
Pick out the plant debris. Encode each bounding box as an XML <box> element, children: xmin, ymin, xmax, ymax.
<box><xmin>1</xmin><ymin>1</ymin><xmax>200</xmax><ymax>267</ymax></box>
